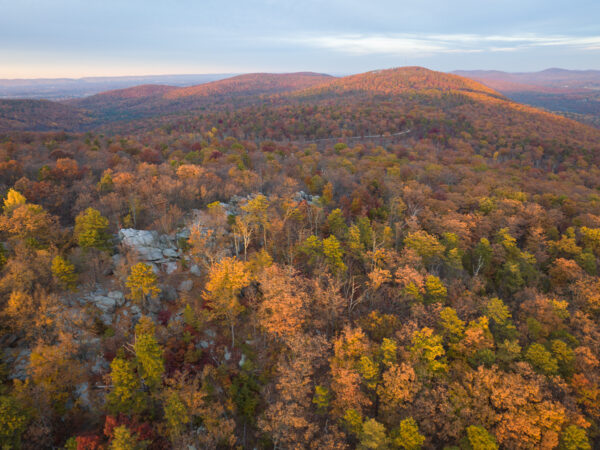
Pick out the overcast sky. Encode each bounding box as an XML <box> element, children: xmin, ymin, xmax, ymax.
<box><xmin>1</xmin><ymin>0</ymin><xmax>599</xmax><ymax>78</ymax></box>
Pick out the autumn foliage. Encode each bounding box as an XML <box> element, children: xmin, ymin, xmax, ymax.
<box><xmin>0</xmin><ymin>67</ymin><xmax>599</xmax><ymax>449</ymax></box>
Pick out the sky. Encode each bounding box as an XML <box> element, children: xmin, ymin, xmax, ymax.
<box><xmin>1</xmin><ymin>0</ymin><xmax>600</xmax><ymax>78</ymax></box>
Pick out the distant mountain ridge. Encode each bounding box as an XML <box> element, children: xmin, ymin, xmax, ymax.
<box><xmin>164</xmin><ymin>72</ymin><xmax>333</xmax><ymax>99</ymax></box>
<box><xmin>2</xmin><ymin>67</ymin><xmax>599</xmax><ymax>133</ymax></box>
<box><xmin>0</xmin><ymin>74</ymin><xmax>234</xmax><ymax>100</ymax></box>
<box><xmin>453</xmin><ymin>68</ymin><xmax>600</xmax><ymax>93</ymax></box>
<box><xmin>62</xmin><ymin>72</ymin><xmax>334</xmax><ymax>124</ymax></box>
<box><xmin>299</xmin><ymin>66</ymin><xmax>504</xmax><ymax>98</ymax></box>
<box><xmin>454</xmin><ymin>68</ymin><xmax>600</xmax><ymax>128</ymax></box>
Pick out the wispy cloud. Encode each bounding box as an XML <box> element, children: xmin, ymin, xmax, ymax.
<box><xmin>292</xmin><ymin>33</ymin><xmax>600</xmax><ymax>56</ymax></box>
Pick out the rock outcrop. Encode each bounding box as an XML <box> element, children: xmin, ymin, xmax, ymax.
<box><xmin>118</xmin><ymin>228</ymin><xmax>190</xmax><ymax>273</ymax></box>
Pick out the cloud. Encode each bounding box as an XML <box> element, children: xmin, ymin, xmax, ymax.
<box><xmin>292</xmin><ymin>33</ymin><xmax>600</xmax><ymax>56</ymax></box>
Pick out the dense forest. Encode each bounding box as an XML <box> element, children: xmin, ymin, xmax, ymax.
<box><xmin>0</xmin><ymin>67</ymin><xmax>599</xmax><ymax>449</ymax></box>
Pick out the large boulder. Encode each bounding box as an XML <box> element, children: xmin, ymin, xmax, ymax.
<box><xmin>107</xmin><ymin>290</ymin><xmax>126</xmax><ymax>307</ymax></box>
<box><xmin>118</xmin><ymin>228</ymin><xmax>183</xmax><ymax>267</ymax></box>
<box><xmin>162</xmin><ymin>248</ymin><xmax>180</xmax><ymax>259</ymax></box>
<box><xmin>163</xmin><ymin>261</ymin><xmax>178</xmax><ymax>274</ymax></box>
<box><xmin>84</xmin><ymin>290</ymin><xmax>124</xmax><ymax>313</ymax></box>
<box><xmin>92</xmin><ymin>295</ymin><xmax>118</xmax><ymax>313</ymax></box>
<box><xmin>119</xmin><ymin>228</ymin><xmax>159</xmax><ymax>248</ymax></box>
<box><xmin>293</xmin><ymin>190</ymin><xmax>320</xmax><ymax>205</ymax></box>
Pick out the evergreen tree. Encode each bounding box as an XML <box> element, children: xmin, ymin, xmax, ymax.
<box><xmin>164</xmin><ymin>393</ymin><xmax>189</xmax><ymax>440</ymax></box>
<box><xmin>107</xmin><ymin>352</ymin><xmax>146</xmax><ymax>415</ymax></box>
<box><xmin>126</xmin><ymin>263</ymin><xmax>161</xmax><ymax>309</ymax></box>
<box><xmin>134</xmin><ymin>316</ymin><xmax>164</xmax><ymax>390</ymax></box>
<box><xmin>323</xmin><ymin>235</ymin><xmax>346</xmax><ymax>274</ymax></box>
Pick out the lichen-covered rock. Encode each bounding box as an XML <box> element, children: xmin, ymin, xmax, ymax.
<box><xmin>293</xmin><ymin>190</ymin><xmax>320</xmax><ymax>205</ymax></box>
<box><xmin>161</xmin><ymin>285</ymin><xmax>178</xmax><ymax>302</ymax></box>
<box><xmin>130</xmin><ymin>304</ymin><xmax>142</xmax><ymax>320</ymax></box>
<box><xmin>107</xmin><ymin>290</ymin><xmax>126</xmax><ymax>307</ymax></box>
<box><xmin>6</xmin><ymin>348</ymin><xmax>31</xmax><ymax>381</ymax></box>
<box><xmin>178</xmin><ymin>279</ymin><xmax>193</xmax><ymax>292</ymax></box>
<box><xmin>162</xmin><ymin>248</ymin><xmax>180</xmax><ymax>258</ymax></box>
<box><xmin>190</xmin><ymin>264</ymin><xmax>202</xmax><ymax>276</ymax></box>
<box><xmin>163</xmin><ymin>261</ymin><xmax>178</xmax><ymax>274</ymax></box>
<box><xmin>119</xmin><ymin>228</ymin><xmax>159</xmax><ymax>247</ymax></box>
<box><xmin>93</xmin><ymin>295</ymin><xmax>118</xmax><ymax>313</ymax></box>
<box><xmin>118</xmin><ymin>228</ymin><xmax>185</xmax><ymax>270</ymax></box>
<box><xmin>91</xmin><ymin>355</ymin><xmax>109</xmax><ymax>375</ymax></box>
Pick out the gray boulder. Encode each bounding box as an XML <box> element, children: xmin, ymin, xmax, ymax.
<box><xmin>107</xmin><ymin>291</ymin><xmax>126</xmax><ymax>307</ymax></box>
<box><xmin>90</xmin><ymin>295</ymin><xmax>117</xmax><ymax>313</ymax></box>
<box><xmin>7</xmin><ymin>348</ymin><xmax>31</xmax><ymax>381</ymax></box>
<box><xmin>163</xmin><ymin>261</ymin><xmax>178</xmax><ymax>274</ymax></box>
<box><xmin>163</xmin><ymin>248</ymin><xmax>180</xmax><ymax>258</ymax></box>
<box><xmin>178</xmin><ymin>279</ymin><xmax>194</xmax><ymax>292</ymax></box>
<box><xmin>119</xmin><ymin>228</ymin><xmax>159</xmax><ymax>247</ymax></box>
<box><xmin>118</xmin><ymin>228</ymin><xmax>183</xmax><ymax>269</ymax></box>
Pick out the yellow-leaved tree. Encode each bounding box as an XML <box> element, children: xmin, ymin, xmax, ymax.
<box><xmin>2</xmin><ymin>188</ymin><xmax>26</xmax><ymax>214</ymax></box>
<box><xmin>203</xmin><ymin>257</ymin><xmax>250</xmax><ymax>348</ymax></box>
<box><xmin>126</xmin><ymin>263</ymin><xmax>161</xmax><ymax>311</ymax></box>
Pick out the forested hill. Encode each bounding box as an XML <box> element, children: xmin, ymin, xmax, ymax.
<box><xmin>64</xmin><ymin>72</ymin><xmax>334</xmax><ymax>124</ymax></box>
<box><xmin>299</xmin><ymin>66</ymin><xmax>505</xmax><ymax>98</ymax></box>
<box><xmin>3</xmin><ymin>67</ymin><xmax>600</xmax><ymax>139</ymax></box>
<box><xmin>0</xmin><ymin>99</ymin><xmax>90</xmax><ymax>132</ymax></box>
<box><xmin>163</xmin><ymin>71</ymin><xmax>333</xmax><ymax>99</ymax></box>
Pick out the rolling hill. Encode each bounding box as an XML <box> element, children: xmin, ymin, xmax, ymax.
<box><xmin>164</xmin><ymin>72</ymin><xmax>333</xmax><ymax>99</ymax></box>
<box><xmin>301</xmin><ymin>66</ymin><xmax>503</xmax><ymax>98</ymax></box>
<box><xmin>0</xmin><ymin>99</ymin><xmax>90</xmax><ymax>132</ymax></box>
<box><xmin>3</xmin><ymin>66</ymin><xmax>600</xmax><ymax>140</ymax></box>
<box><xmin>65</xmin><ymin>72</ymin><xmax>334</xmax><ymax>124</ymax></box>
<box><xmin>137</xmin><ymin>66</ymin><xmax>598</xmax><ymax>164</ymax></box>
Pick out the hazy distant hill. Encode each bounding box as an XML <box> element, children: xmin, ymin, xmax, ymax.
<box><xmin>165</xmin><ymin>72</ymin><xmax>333</xmax><ymax>99</ymax></box>
<box><xmin>68</xmin><ymin>68</ymin><xmax>509</xmax><ymax>129</ymax></box>
<box><xmin>66</xmin><ymin>72</ymin><xmax>334</xmax><ymax>124</ymax></box>
<box><xmin>454</xmin><ymin>68</ymin><xmax>600</xmax><ymax>93</ymax></box>
<box><xmin>0</xmin><ymin>74</ymin><xmax>234</xmax><ymax>100</ymax></box>
<box><xmin>454</xmin><ymin>69</ymin><xmax>600</xmax><ymax>128</ymax></box>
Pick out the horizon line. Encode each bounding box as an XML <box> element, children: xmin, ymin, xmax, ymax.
<box><xmin>2</xmin><ymin>66</ymin><xmax>600</xmax><ymax>81</ymax></box>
